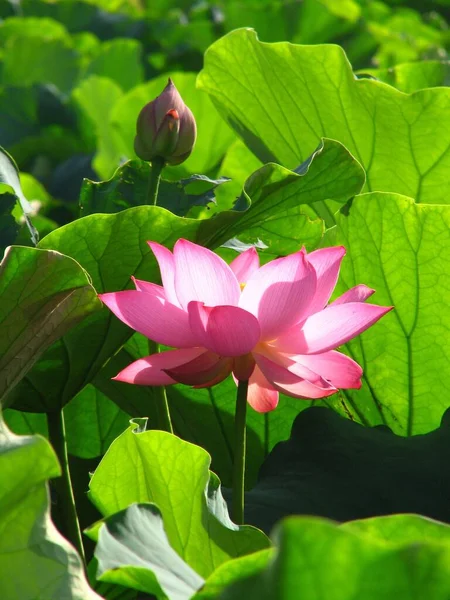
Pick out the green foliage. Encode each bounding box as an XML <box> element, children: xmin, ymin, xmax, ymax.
<box><xmin>198</xmin><ymin>28</ymin><xmax>450</xmax><ymax>204</ymax></box>
<box><xmin>0</xmin><ymin>246</ymin><xmax>101</xmax><ymax>406</ymax></box>
<box><xmin>0</xmin><ymin>414</ymin><xmax>99</xmax><ymax>599</ymax></box>
<box><xmin>72</xmin><ymin>76</ymin><xmax>124</xmax><ymax>179</ymax></box>
<box><xmin>80</xmin><ymin>161</ymin><xmax>230</xmax><ymax>217</ymax></box>
<box><xmin>2</xmin><ymin>3</ymin><xmax>450</xmax><ymax>597</ymax></box>
<box><xmin>89</xmin><ymin>420</ymin><xmax>270</xmax><ymax>578</ymax></box>
<box><xmin>92</xmin><ymin>503</ymin><xmax>205</xmax><ymax>598</ymax></box>
<box><xmin>328</xmin><ymin>193</ymin><xmax>450</xmax><ymax>434</ymax></box>
<box><xmin>358</xmin><ymin>60</ymin><xmax>450</xmax><ymax>93</ymax></box>
<box><xmin>200</xmin><ymin>515</ymin><xmax>450</xmax><ymax>599</ymax></box>
<box><xmin>244</xmin><ymin>407</ymin><xmax>450</xmax><ymax>533</ymax></box>
<box><xmin>6</xmin><ymin>137</ymin><xmax>356</xmax><ymax>413</ymax></box>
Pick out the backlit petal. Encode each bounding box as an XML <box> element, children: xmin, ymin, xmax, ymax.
<box><xmin>291</xmin><ymin>350</ymin><xmax>362</xmax><ymax>389</ymax></box>
<box><xmin>113</xmin><ymin>348</ymin><xmax>205</xmax><ymax>385</ymax></box>
<box><xmin>239</xmin><ymin>250</ymin><xmax>316</xmax><ymax>340</ymax></box>
<box><xmin>247</xmin><ymin>366</ymin><xmax>279</xmax><ymax>413</ymax></box>
<box><xmin>306</xmin><ymin>246</ymin><xmax>346</xmax><ymax>314</ymax></box>
<box><xmin>174</xmin><ymin>239</ymin><xmax>240</xmax><ymax>308</ymax></box>
<box><xmin>275</xmin><ymin>302</ymin><xmax>393</xmax><ymax>355</ymax></box>
<box><xmin>165</xmin><ymin>351</ymin><xmax>232</xmax><ymax>385</ymax></box>
<box><xmin>148</xmin><ymin>241</ymin><xmax>180</xmax><ymax>306</ymax></box>
<box><xmin>229</xmin><ymin>247</ymin><xmax>260</xmax><ymax>284</ymax></box>
<box><xmin>132</xmin><ymin>277</ymin><xmax>165</xmax><ymax>298</ymax></box>
<box><xmin>188</xmin><ymin>301</ymin><xmax>260</xmax><ymax>357</ymax></box>
<box><xmin>331</xmin><ymin>285</ymin><xmax>375</xmax><ymax>306</ymax></box>
<box><xmin>99</xmin><ymin>290</ymin><xmax>198</xmax><ymax>348</ymax></box>
<box><xmin>254</xmin><ymin>353</ymin><xmax>337</xmax><ymax>399</ymax></box>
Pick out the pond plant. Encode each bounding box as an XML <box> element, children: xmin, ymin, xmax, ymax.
<box><xmin>1</xmin><ymin>2</ymin><xmax>450</xmax><ymax>599</ymax></box>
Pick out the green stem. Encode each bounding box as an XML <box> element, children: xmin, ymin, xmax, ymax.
<box><xmin>148</xmin><ymin>340</ymin><xmax>173</xmax><ymax>433</ymax></box>
<box><xmin>147</xmin><ymin>157</ymin><xmax>165</xmax><ymax>206</ymax></box>
<box><xmin>232</xmin><ymin>379</ymin><xmax>248</xmax><ymax>525</ymax></box>
<box><xmin>47</xmin><ymin>409</ymin><xmax>86</xmax><ymax>568</ymax></box>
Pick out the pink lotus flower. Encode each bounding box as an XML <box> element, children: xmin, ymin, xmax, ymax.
<box><xmin>100</xmin><ymin>240</ymin><xmax>392</xmax><ymax>413</ymax></box>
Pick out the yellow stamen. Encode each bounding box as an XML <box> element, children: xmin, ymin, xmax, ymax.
<box><xmin>240</xmin><ymin>282</ymin><xmax>246</xmax><ymax>291</ymax></box>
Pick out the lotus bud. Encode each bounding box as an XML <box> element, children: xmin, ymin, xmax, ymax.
<box><xmin>134</xmin><ymin>78</ymin><xmax>197</xmax><ymax>166</ymax></box>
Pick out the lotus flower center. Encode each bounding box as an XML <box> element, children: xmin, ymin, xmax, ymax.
<box><xmin>239</xmin><ymin>282</ymin><xmax>246</xmax><ymax>291</ymax></box>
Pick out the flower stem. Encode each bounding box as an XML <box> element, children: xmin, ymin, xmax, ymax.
<box><xmin>232</xmin><ymin>379</ymin><xmax>248</xmax><ymax>525</ymax></box>
<box><xmin>145</xmin><ymin>160</ymin><xmax>173</xmax><ymax>434</ymax></box>
<box><xmin>47</xmin><ymin>409</ymin><xmax>86</xmax><ymax>568</ymax></box>
<box><xmin>147</xmin><ymin>157</ymin><xmax>165</xmax><ymax>206</ymax></box>
<box><xmin>148</xmin><ymin>340</ymin><xmax>173</xmax><ymax>433</ymax></box>
<box><xmin>154</xmin><ymin>385</ymin><xmax>173</xmax><ymax>434</ymax></box>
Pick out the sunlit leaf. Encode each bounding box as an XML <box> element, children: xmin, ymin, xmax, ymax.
<box><xmin>198</xmin><ymin>28</ymin><xmax>450</xmax><ymax>204</ymax></box>
<box><xmin>89</xmin><ymin>420</ymin><xmax>270</xmax><ymax>578</ymax></box>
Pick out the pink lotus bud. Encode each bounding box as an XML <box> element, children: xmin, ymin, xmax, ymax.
<box><xmin>134</xmin><ymin>78</ymin><xmax>197</xmax><ymax>166</ymax></box>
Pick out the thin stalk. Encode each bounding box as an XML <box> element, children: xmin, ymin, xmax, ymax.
<box><xmin>47</xmin><ymin>409</ymin><xmax>86</xmax><ymax>567</ymax></box>
<box><xmin>232</xmin><ymin>379</ymin><xmax>249</xmax><ymax>525</ymax></box>
<box><xmin>145</xmin><ymin>159</ymin><xmax>173</xmax><ymax>433</ymax></box>
<box><xmin>148</xmin><ymin>340</ymin><xmax>173</xmax><ymax>433</ymax></box>
<box><xmin>147</xmin><ymin>157</ymin><xmax>165</xmax><ymax>206</ymax></box>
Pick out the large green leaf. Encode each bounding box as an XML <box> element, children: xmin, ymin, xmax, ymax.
<box><xmin>84</xmin><ymin>38</ymin><xmax>144</xmax><ymax>92</ymax></box>
<box><xmin>3</xmin><ymin>386</ymin><xmax>130</xmax><ymax>459</ymax></box>
<box><xmin>110</xmin><ymin>72</ymin><xmax>236</xmax><ymax>179</ymax></box>
<box><xmin>8</xmin><ymin>138</ymin><xmax>361</xmax><ymax>412</ymax></box>
<box><xmin>198</xmin><ymin>515</ymin><xmax>450</xmax><ymax>599</ymax></box>
<box><xmin>89</xmin><ymin>421</ymin><xmax>270</xmax><ymax>579</ymax></box>
<box><xmin>194</xmin><ymin>548</ymin><xmax>272</xmax><ymax>600</ymax></box>
<box><xmin>64</xmin><ymin>384</ymin><xmax>130</xmax><ymax>458</ymax></box>
<box><xmin>198</xmin><ymin>28</ymin><xmax>450</xmax><ymax>204</ymax></box>
<box><xmin>220</xmin><ymin>0</ymin><xmax>360</xmax><ymax>45</ymax></box>
<box><xmin>0</xmin><ymin>146</ymin><xmax>33</xmax><ymax>215</ymax></box>
<box><xmin>0</xmin><ymin>414</ymin><xmax>100</xmax><ymax>600</ymax></box>
<box><xmin>212</xmin><ymin>139</ymin><xmax>264</xmax><ymax>214</ymax></box>
<box><xmin>359</xmin><ymin>60</ymin><xmax>450</xmax><ymax>93</ymax></box>
<box><xmin>92</xmin><ymin>503</ymin><xmax>204</xmax><ymax>599</ymax></box>
<box><xmin>0</xmin><ymin>193</ymin><xmax>19</xmax><ymax>254</ymax></box>
<box><xmin>72</xmin><ymin>75</ymin><xmax>124</xmax><ymax>179</ymax></box>
<box><xmin>2</xmin><ymin>408</ymin><xmax>47</xmax><ymax>437</ymax></box>
<box><xmin>0</xmin><ymin>246</ymin><xmax>101</xmax><ymax>405</ymax></box>
<box><xmin>3</xmin><ymin>34</ymin><xmax>80</xmax><ymax>93</ymax></box>
<box><xmin>243</xmin><ymin>407</ymin><xmax>450</xmax><ymax>534</ymax></box>
<box><xmin>0</xmin><ymin>146</ymin><xmax>38</xmax><ymax>245</ymax></box>
<box><xmin>0</xmin><ymin>16</ymin><xmax>69</xmax><ymax>43</ymax></box>
<box><xmin>324</xmin><ymin>193</ymin><xmax>450</xmax><ymax>434</ymax></box>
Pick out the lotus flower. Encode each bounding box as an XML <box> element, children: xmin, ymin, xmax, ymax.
<box><xmin>134</xmin><ymin>78</ymin><xmax>197</xmax><ymax>166</ymax></box>
<box><xmin>100</xmin><ymin>240</ymin><xmax>392</xmax><ymax>413</ymax></box>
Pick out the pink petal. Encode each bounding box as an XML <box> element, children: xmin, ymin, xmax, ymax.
<box><xmin>99</xmin><ymin>290</ymin><xmax>198</xmax><ymax>348</ymax></box>
<box><xmin>113</xmin><ymin>348</ymin><xmax>205</xmax><ymax>385</ymax></box>
<box><xmin>188</xmin><ymin>301</ymin><xmax>261</xmax><ymax>357</ymax></box>
<box><xmin>247</xmin><ymin>366</ymin><xmax>279</xmax><ymax>413</ymax></box>
<box><xmin>148</xmin><ymin>241</ymin><xmax>180</xmax><ymax>306</ymax></box>
<box><xmin>173</xmin><ymin>239</ymin><xmax>241</xmax><ymax>309</ymax></box>
<box><xmin>275</xmin><ymin>302</ymin><xmax>393</xmax><ymax>355</ymax></box>
<box><xmin>306</xmin><ymin>246</ymin><xmax>346</xmax><ymax>314</ymax></box>
<box><xmin>132</xmin><ymin>277</ymin><xmax>165</xmax><ymax>298</ymax></box>
<box><xmin>254</xmin><ymin>353</ymin><xmax>337</xmax><ymax>399</ymax></box>
<box><xmin>331</xmin><ymin>285</ymin><xmax>375</xmax><ymax>306</ymax></box>
<box><xmin>289</xmin><ymin>350</ymin><xmax>362</xmax><ymax>389</ymax></box>
<box><xmin>193</xmin><ymin>369</ymin><xmax>233</xmax><ymax>389</ymax></box>
<box><xmin>165</xmin><ymin>351</ymin><xmax>233</xmax><ymax>386</ymax></box>
<box><xmin>229</xmin><ymin>247</ymin><xmax>260</xmax><ymax>285</ymax></box>
<box><xmin>239</xmin><ymin>250</ymin><xmax>317</xmax><ymax>340</ymax></box>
